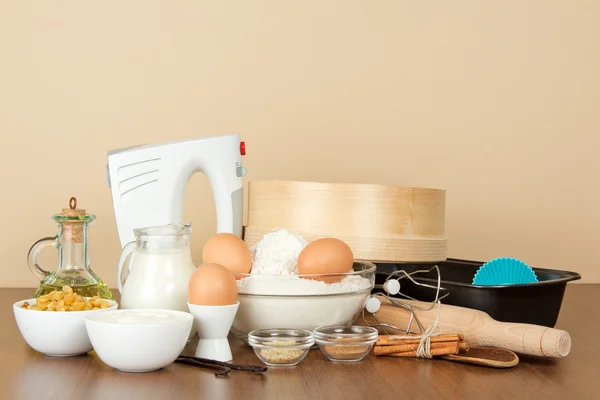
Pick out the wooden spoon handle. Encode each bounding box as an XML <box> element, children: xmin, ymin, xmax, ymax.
<box><xmin>440</xmin><ymin>347</ymin><xmax>519</xmax><ymax>368</ymax></box>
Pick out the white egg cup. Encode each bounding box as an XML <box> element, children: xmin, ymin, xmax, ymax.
<box><xmin>187</xmin><ymin>302</ymin><xmax>239</xmax><ymax>362</ymax></box>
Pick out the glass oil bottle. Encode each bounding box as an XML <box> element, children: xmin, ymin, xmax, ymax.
<box><xmin>27</xmin><ymin>197</ymin><xmax>114</xmax><ymax>299</ymax></box>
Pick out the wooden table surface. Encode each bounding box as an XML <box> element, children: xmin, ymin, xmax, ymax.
<box><xmin>3</xmin><ymin>286</ymin><xmax>599</xmax><ymax>400</ymax></box>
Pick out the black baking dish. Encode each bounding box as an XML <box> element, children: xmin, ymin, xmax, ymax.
<box><xmin>373</xmin><ymin>258</ymin><xmax>581</xmax><ymax>327</ymax></box>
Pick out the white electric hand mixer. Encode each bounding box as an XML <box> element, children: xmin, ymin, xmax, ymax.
<box><xmin>106</xmin><ymin>134</ymin><xmax>247</xmax><ymax>360</ymax></box>
<box><xmin>106</xmin><ymin>134</ymin><xmax>247</xmax><ymax>247</ymax></box>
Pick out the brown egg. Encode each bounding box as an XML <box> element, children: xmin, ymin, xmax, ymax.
<box><xmin>202</xmin><ymin>233</ymin><xmax>252</xmax><ymax>278</ymax></box>
<box><xmin>188</xmin><ymin>263</ymin><xmax>238</xmax><ymax>306</ymax></box>
<box><xmin>297</xmin><ymin>238</ymin><xmax>354</xmax><ymax>283</ymax></box>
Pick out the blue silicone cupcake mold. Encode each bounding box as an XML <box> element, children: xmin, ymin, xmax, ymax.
<box><xmin>472</xmin><ymin>257</ymin><xmax>538</xmax><ymax>286</ymax></box>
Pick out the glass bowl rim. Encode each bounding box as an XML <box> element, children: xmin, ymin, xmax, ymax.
<box><xmin>234</xmin><ymin>260</ymin><xmax>377</xmax><ymax>279</ymax></box>
<box><xmin>247</xmin><ymin>328</ymin><xmax>315</xmax><ymax>346</ymax></box>
<box><xmin>312</xmin><ymin>325</ymin><xmax>379</xmax><ymax>343</ymax></box>
<box><xmin>238</xmin><ymin>286</ymin><xmax>373</xmax><ymax>298</ymax></box>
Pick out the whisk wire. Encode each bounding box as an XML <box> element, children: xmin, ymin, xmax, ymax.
<box><xmin>362</xmin><ymin>264</ymin><xmax>448</xmax><ymax>356</ymax></box>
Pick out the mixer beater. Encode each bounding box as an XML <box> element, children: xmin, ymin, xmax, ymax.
<box><xmin>361</xmin><ymin>265</ymin><xmax>451</xmax><ymax>358</ymax></box>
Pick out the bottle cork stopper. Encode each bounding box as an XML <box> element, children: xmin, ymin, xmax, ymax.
<box><xmin>62</xmin><ymin>197</ymin><xmax>86</xmax><ymax>217</ymax></box>
<box><xmin>61</xmin><ymin>197</ymin><xmax>86</xmax><ymax>243</ymax></box>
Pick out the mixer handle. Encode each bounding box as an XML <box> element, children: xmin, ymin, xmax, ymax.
<box><xmin>27</xmin><ymin>236</ymin><xmax>57</xmax><ymax>280</ymax></box>
<box><xmin>117</xmin><ymin>241</ymin><xmax>136</xmax><ymax>294</ymax></box>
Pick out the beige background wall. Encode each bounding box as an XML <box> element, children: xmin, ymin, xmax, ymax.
<box><xmin>1</xmin><ymin>1</ymin><xmax>598</xmax><ymax>288</ymax></box>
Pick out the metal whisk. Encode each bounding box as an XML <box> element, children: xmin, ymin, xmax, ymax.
<box><xmin>361</xmin><ymin>265</ymin><xmax>449</xmax><ymax>336</ymax></box>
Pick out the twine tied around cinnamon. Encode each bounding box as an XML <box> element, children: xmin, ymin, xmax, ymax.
<box><xmin>415</xmin><ymin>301</ymin><xmax>442</xmax><ymax>358</ymax></box>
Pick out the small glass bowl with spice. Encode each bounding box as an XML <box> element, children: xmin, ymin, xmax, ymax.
<box><xmin>248</xmin><ymin>328</ymin><xmax>315</xmax><ymax>367</ymax></box>
<box><xmin>313</xmin><ymin>325</ymin><xmax>379</xmax><ymax>362</ymax></box>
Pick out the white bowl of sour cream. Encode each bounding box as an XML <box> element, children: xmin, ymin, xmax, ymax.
<box><xmin>85</xmin><ymin>309</ymin><xmax>193</xmax><ymax>373</ymax></box>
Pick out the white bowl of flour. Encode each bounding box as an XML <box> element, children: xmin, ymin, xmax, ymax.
<box><xmin>231</xmin><ymin>229</ymin><xmax>376</xmax><ymax>340</ymax></box>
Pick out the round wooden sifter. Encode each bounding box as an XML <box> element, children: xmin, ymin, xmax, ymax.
<box><xmin>243</xmin><ymin>180</ymin><xmax>447</xmax><ymax>262</ymax></box>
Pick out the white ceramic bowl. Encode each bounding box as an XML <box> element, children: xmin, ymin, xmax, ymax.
<box><xmin>231</xmin><ymin>261</ymin><xmax>376</xmax><ymax>341</ymax></box>
<box><xmin>13</xmin><ymin>298</ymin><xmax>119</xmax><ymax>357</ymax></box>
<box><xmin>85</xmin><ymin>309</ymin><xmax>193</xmax><ymax>373</ymax></box>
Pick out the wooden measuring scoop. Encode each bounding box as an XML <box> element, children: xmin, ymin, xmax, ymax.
<box><xmin>441</xmin><ymin>347</ymin><xmax>519</xmax><ymax>368</ymax></box>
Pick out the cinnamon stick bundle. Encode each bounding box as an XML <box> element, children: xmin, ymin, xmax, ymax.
<box><xmin>384</xmin><ymin>343</ymin><xmax>459</xmax><ymax>358</ymax></box>
<box><xmin>374</xmin><ymin>333</ymin><xmax>468</xmax><ymax>358</ymax></box>
<box><xmin>377</xmin><ymin>333</ymin><xmax>464</xmax><ymax>346</ymax></box>
<box><xmin>374</xmin><ymin>340</ymin><xmax>468</xmax><ymax>356</ymax></box>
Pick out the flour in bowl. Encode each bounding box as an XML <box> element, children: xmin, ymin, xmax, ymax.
<box><xmin>249</xmin><ymin>229</ymin><xmax>307</xmax><ymax>275</ymax></box>
<box><xmin>239</xmin><ymin>229</ymin><xmax>373</xmax><ymax>295</ymax></box>
<box><xmin>236</xmin><ymin>274</ymin><xmax>372</xmax><ymax>295</ymax></box>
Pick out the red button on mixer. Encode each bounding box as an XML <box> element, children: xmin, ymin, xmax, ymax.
<box><xmin>240</xmin><ymin>141</ymin><xmax>246</xmax><ymax>155</ymax></box>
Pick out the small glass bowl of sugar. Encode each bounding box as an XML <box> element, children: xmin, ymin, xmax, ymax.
<box><xmin>248</xmin><ymin>328</ymin><xmax>315</xmax><ymax>367</ymax></box>
<box><xmin>313</xmin><ymin>325</ymin><xmax>379</xmax><ymax>362</ymax></box>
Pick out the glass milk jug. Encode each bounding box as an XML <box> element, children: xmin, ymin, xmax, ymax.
<box><xmin>27</xmin><ymin>197</ymin><xmax>114</xmax><ymax>299</ymax></box>
<box><xmin>117</xmin><ymin>223</ymin><xmax>196</xmax><ymax>314</ymax></box>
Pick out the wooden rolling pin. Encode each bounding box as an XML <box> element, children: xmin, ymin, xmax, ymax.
<box><xmin>361</xmin><ymin>298</ymin><xmax>571</xmax><ymax>358</ymax></box>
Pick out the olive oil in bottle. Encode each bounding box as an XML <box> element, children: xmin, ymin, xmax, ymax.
<box><xmin>34</xmin><ymin>280</ymin><xmax>113</xmax><ymax>299</ymax></box>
